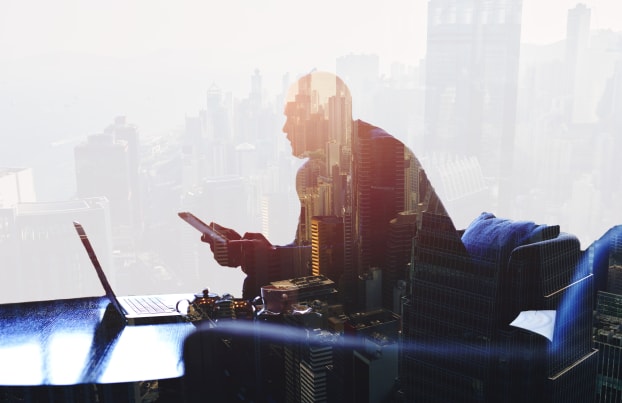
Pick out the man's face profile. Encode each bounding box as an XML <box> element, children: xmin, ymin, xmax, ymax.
<box><xmin>282</xmin><ymin>101</ymin><xmax>305</xmax><ymax>158</ymax></box>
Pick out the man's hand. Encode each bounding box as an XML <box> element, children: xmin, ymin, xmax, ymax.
<box><xmin>199</xmin><ymin>223</ymin><xmax>242</xmax><ymax>267</ymax></box>
<box><xmin>199</xmin><ymin>224</ymin><xmax>275</xmax><ymax>269</ymax></box>
<box><xmin>236</xmin><ymin>232</ymin><xmax>276</xmax><ymax>275</ymax></box>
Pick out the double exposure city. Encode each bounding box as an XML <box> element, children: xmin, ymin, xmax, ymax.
<box><xmin>1</xmin><ymin>1</ymin><xmax>622</xmax><ymax>402</ymax></box>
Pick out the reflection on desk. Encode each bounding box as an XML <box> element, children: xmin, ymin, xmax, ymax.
<box><xmin>0</xmin><ymin>296</ymin><xmax>195</xmax><ymax>386</ymax></box>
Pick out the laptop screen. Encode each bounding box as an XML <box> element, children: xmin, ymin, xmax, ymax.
<box><xmin>73</xmin><ymin>221</ymin><xmax>126</xmax><ymax>316</ymax></box>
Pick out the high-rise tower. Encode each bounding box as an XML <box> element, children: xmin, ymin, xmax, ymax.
<box><xmin>352</xmin><ymin>121</ymin><xmax>408</xmax><ymax>274</ymax></box>
<box><xmin>590</xmin><ymin>226</ymin><xmax>622</xmax><ymax>401</ymax></box>
<box><xmin>75</xmin><ymin>117</ymin><xmax>141</xmax><ymax>244</ymax></box>
<box><xmin>424</xmin><ymin>0</ymin><xmax>522</xmax><ymax>215</ymax></box>
<box><xmin>310</xmin><ymin>216</ymin><xmax>344</xmax><ymax>282</ymax></box>
<box><xmin>351</xmin><ymin>120</ymin><xmax>448</xmax><ymax>310</ymax></box>
<box><xmin>564</xmin><ymin>3</ymin><xmax>591</xmax><ymax>123</ymax></box>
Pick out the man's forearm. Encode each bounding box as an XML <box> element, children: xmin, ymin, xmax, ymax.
<box><xmin>239</xmin><ymin>244</ymin><xmax>312</xmax><ymax>279</ymax></box>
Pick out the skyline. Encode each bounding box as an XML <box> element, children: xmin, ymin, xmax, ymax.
<box><xmin>2</xmin><ymin>1</ymin><xmax>621</xmax><ymax>142</ymax></box>
<box><xmin>1</xmin><ymin>1</ymin><xmax>622</xmax><ymax>299</ymax></box>
<box><xmin>2</xmin><ymin>1</ymin><xmax>622</xmax><ymax>66</ymax></box>
<box><xmin>2</xmin><ymin>0</ymin><xmax>621</xmax><ymax>139</ymax></box>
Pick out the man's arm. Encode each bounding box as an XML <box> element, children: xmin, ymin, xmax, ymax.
<box><xmin>199</xmin><ymin>227</ymin><xmax>311</xmax><ymax>299</ymax></box>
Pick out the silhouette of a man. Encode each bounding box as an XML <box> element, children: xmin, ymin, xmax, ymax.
<box><xmin>201</xmin><ymin>71</ymin><xmax>452</xmax><ymax>302</ymax></box>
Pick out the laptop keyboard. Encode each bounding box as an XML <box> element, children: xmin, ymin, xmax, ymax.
<box><xmin>125</xmin><ymin>296</ymin><xmax>174</xmax><ymax>314</ymax></box>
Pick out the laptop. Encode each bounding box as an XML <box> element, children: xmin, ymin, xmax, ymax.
<box><xmin>73</xmin><ymin>221</ymin><xmax>193</xmax><ymax>325</ymax></box>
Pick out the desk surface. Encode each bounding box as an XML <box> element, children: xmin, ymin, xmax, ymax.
<box><xmin>0</xmin><ymin>296</ymin><xmax>196</xmax><ymax>386</ymax></box>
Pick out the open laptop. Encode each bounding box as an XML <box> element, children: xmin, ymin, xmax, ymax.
<box><xmin>73</xmin><ymin>221</ymin><xmax>192</xmax><ymax>325</ymax></box>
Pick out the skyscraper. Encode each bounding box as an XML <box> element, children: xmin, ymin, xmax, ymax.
<box><xmin>590</xmin><ymin>225</ymin><xmax>622</xmax><ymax>401</ymax></box>
<box><xmin>299</xmin><ymin>332</ymin><xmax>334</xmax><ymax>403</ymax></box>
<box><xmin>594</xmin><ymin>291</ymin><xmax>622</xmax><ymax>402</ymax></box>
<box><xmin>105</xmin><ymin>116</ymin><xmax>142</xmax><ymax>234</ymax></box>
<box><xmin>341</xmin><ymin>309</ymin><xmax>400</xmax><ymax>402</ymax></box>
<box><xmin>424</xmin><ymin>0</ymin><xmax>522</xmax><ymax>216</ymax></box>
<box><xmin>384</xmin><ymin>211</ymin><xmax>417</xmax><ymax>312</ymax></box>
<box><xmin>564</xmin><ymin>3</ymin><xmax>592</xmax><ymax>123</ymax></box>
<box><xmin>74</xmin><ymin>118</ymin><xmax>141</xmax><ymax>243</ymax></box>
<box><xmin>310</xmin><ymin>216</ymin><xmax>344</xmax><ymax>282</ymax></box>
<box><xmin>352</xmin><ymin>121</ymin><xmax>408</xmax><ymax>275</ymax></box>
<box><xmin>350</xmin><ymin>120</ymin><xmax>447</xmax><ymax>309</ymax></box>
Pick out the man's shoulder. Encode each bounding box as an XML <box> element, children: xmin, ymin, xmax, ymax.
<box><xmin>354</xmin><ymin>119</ymin><xmax>396</xmax><ymax>141</ymax></box>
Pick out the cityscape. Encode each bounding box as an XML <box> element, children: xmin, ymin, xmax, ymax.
<box><xmin>1</xmin><ymin>1</ymin><xmax>622</xmax><ymax>402</ymax></box>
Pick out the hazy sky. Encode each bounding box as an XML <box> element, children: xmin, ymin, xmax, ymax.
<box><xmin>2</xmin><ymin>0</ymin><xmax>620</xmax><ymax>148</ymax></box>
<box><xmin>1</xmin><ymin>1</ymin><xmax>621</xmax><ymax>77</ymax></box>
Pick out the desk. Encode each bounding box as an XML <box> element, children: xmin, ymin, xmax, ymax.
<box><xmin>0</xmin><ymin>296</ymin><xmax>195</xmax><ymax>388</ymax></box>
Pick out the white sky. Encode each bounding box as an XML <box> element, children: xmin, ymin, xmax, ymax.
<box><xmin>1</xmin><ymin>0</ymin><xmax>621</xmax><ymax>75</ymax></box>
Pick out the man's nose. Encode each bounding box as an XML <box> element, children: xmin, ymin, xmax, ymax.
<box><xmin>282</xmin><ymin>119</ymin><xmax>291</xmax><ymax>136</ymax></box>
